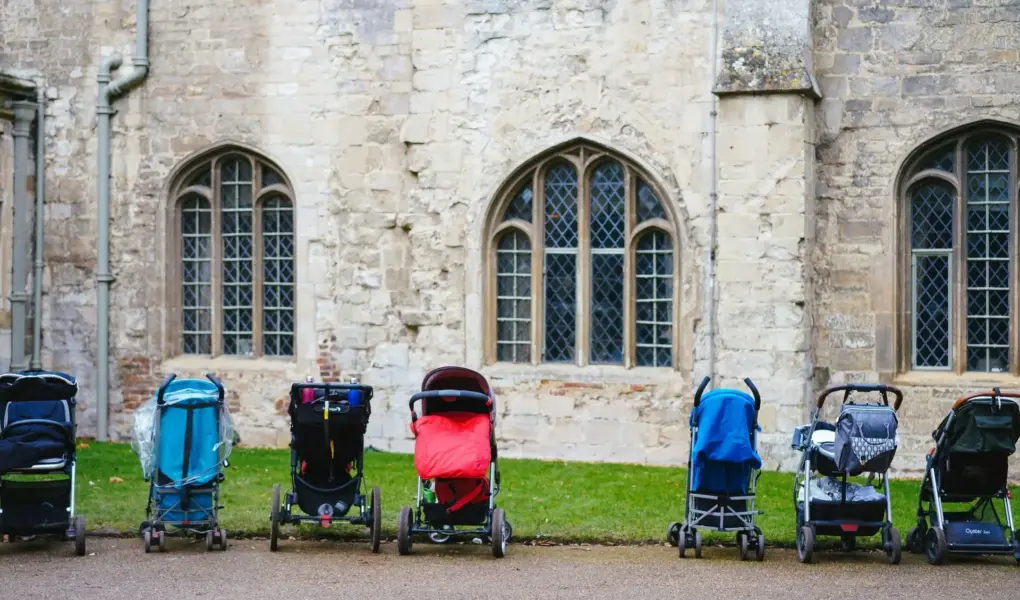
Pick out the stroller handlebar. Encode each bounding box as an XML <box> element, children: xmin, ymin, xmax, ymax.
<box><xmin>816</xmin><ymin>384</ymin><xmax>903</xmax><ymax>411</ymax></box>
<box><xmin>693</xmin><ymin>376</ymin><xmax>762</xmax><ymax>411</ymax></box>
<box><xmin>953</xmin><ymin>387</ymin><xmax>1020</xmax><ymax>410</ymax></box>
<box><xmin>156</xmin><ymin>373</ymin><xmax>228</xmax><ymax>406</ymax></box>
<box><xmin>408</xmin><ymin>390</ymin><xmax>493</xmax><ymax>422</ymax></box>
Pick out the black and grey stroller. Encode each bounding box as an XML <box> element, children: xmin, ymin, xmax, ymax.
<box><xmin>668</xmin><ymin>376</ymin><xmax>765</xmax><ymax>561</ymax></box>
<box><xmin>0</xmin><ymin>370</ymin><xmax>86</xmax><ymax>556</ymax></box>
<box><xmin>907</xmin><ymin>388</ymin><xmax>1020</xmax><ymax>565</ymax></box>
<box><xmin>791</xmin><ymin>384</ymin><xmax>903</xmax><ymax>564</ymax></box>
<box><xmin>269</xmin><ymin>380</ymin><xmax>381</xmax><ymax>553</ymax></box>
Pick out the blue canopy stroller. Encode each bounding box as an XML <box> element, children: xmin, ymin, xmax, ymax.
<box><xmin>668</xmin><ymin>376</ymin><xmax>764</xmax><ymax>561</ymax></box>
<box><xmin>132</xmin><ymin>373</ymin><xmax>233</xmax><ymax>553</ymax></box>
<box><xmin>0</xmin><ymin>370</ymin><xmax>86</xmax><ymax>556</ymax></box>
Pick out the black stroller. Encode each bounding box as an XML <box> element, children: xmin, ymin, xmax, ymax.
<box><xmin>907</xmin><ymin>388</ymin><xmax>1020</xmax><ymax>565</ymax></box>
<box><xmin>791</xmin><ymin>384</ymin><xmax>903</xmax><ymax>564</ymax></box>
<box><xmin>0</xmin><ymin>370</ymin><xmax>86</xmax><ymax>556</ymax></box>
<box><xmin>269</xmin><ymin>380</ymin><xmax>381</xmax><ymax>552</ymax></box>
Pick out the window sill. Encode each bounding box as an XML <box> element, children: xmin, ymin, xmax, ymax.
<box><xmin>892</xmin><ymin>370</ymin><xmax>1020</xmax><ymax>389</ymax></box>
<box><xmin>480</xmin><ymin>362</ymin><xmax>681</xmax><ymax>386</ymax></box>
<box><xmin>162</xmin><ymin>355</ymin><xmax>298</xmax><ymax>373</ymax></box>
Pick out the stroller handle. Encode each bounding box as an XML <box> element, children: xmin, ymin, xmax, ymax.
<box><xmin>408</xmin><ymin>390</ymin><xmax>493</xmax><ymax>422</ymax></box>
<box><xmin>693</xmin><ymin>376</ymin><xmax>761</xmax><ymax>411</ymax></box>
<box><xmin>156</xmin><ymin>373</ymin><xmax>227</xmax><ymax>405</ymax></box>
<box><xmin>953</xmin><ymin>387</ymin><xmax>1020</xmax><ymax>410</ymax></box>
<box><xmin>205</xmin><ymin>373</ymin><xmax>225</xmax><ymax>402</ymax></box>
<box><xmin>816</xmin><ymin>384</ymin><xmax>903</xmax><ymax>411</ymax></box>
<box><xmin>290</xmin><ymin>382</ymin><xmax>374</xmax><ymax>399</ymax></box>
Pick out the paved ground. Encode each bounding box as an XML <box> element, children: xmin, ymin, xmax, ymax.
<box><xmin>1</xmin><ymin>537</ymin><xmax>1018</xmax><ymax>599</ymax></box>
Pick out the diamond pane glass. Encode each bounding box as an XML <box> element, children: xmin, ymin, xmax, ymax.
<box><xmin>910</xmin><ymin>183</ymin><xmax>954</xmax><ymax>250</ymax></box>
<box><xmin>635</xmin><ymin>230</ymin><xmax>673</xmax><ymax>367</ymax></box>
<box><xmin>964</xmin><ymin>136</ymin><xmax>1012</xmax><ymax>373</ymax></box>
<box><xmin>262</xmin><ymin>165</ymin><xmax>282</xmax><ymax>189</ymax></box>
<box><xmin>495</xmin><ymin>230</ymin><xmax>532</xmax><ymax>363</ymax></box>
<box><xmin>590</xmin><ymin>162</ymin><xmax>625</xmax><ymax>249</ymax></box>
<box><xmin>590</xmin><ymin>254</ymin><xmax>624</xmax><ymax>364</ymax></box>
<box><xmin>544</xmin><ymin>164</ymin><xmax>578</xmax><ymax>248</ymax></box>
<box><xmin>186</xmin><ymin>167</ymin><xmax>212</xmax><ymax>188</ymax></box>
<box><xmin>636</xmin><ymin>179</ymin><xmax>667</xmax><ymax>223</ymax></box>
<box><xmin>544</xmin><ymin>252</ymin><xmax>576</xmax><ymax>362</ymax></box>
<box><xmin>917</xmin><ymin>144</ymin><xmax>955</xmax><ymax>173</ymax></box>
<box><xmin>221</xmin><ymin>157</ymin><xmax>254</xmax><ymax>356</ymax></box>
<box><xmin>503</xmin><ymin>185</ymin><xmax>533</xmax><ymax>223</ymax></box>
<box><xmin>913</xmin><ymin>254</ymin><xmax>951</xmax><ymax>369</ymax></box>
<box><xmin>262</xmin><ymin>196</ymin><xmax>295</xmax><ymax>357</ymax></box>
<box><xmin>180</xmin><ymin>195</ymin><xmax>212</xmax><ymax>354</ymax></box>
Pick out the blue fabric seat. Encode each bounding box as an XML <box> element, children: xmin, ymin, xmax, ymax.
<box><xmin>689</xmin><ymin>388</ymin><xmax>761</xmax><ymax>495</ymax></box>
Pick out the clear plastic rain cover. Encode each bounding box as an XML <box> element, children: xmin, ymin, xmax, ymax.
<box><xmin>130</xmin><ymin>380</ymin><xmax>236</xmax><ymax>486</ymax></box>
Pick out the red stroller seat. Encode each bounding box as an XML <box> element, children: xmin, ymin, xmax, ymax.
<box><xmin>412</xmin><ymin>410</ymin><xmax>492</xmax><ymax>513</ymax></box>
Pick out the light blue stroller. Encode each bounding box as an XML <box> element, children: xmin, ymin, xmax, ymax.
<box><xmin>132</xmin><ymin>373</ymin><xmax>234</xmax><ymax>553</ymax></box>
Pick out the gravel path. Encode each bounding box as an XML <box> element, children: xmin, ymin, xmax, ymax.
<box><xmin>1</xmin><ymin>538</ymin><xmax>1017</xmax><ymax>599</ymax></box>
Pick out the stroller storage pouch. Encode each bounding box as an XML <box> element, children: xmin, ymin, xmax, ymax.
<box><xmin>833</xmin><ymin>404</ymin><xmax>898</xmax><ymax>476</ymax></box>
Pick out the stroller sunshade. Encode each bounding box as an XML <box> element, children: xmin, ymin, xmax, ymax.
<box><xmin>412</xmin><ymin>411</ymin><xmax>491</xmax><ymax>480</ymax></box>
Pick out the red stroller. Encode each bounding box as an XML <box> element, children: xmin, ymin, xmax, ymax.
<box><xmin>397</xmin><ymin>366</ymin><xmax>511</xmax><ymax>558</ymax></box>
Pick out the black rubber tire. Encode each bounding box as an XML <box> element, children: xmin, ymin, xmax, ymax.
<box><xmin>270</xmin><ymin>483</ymin><xmax>281</xmax><ymax>552</ymax></box>
<box><xmin>886</xmin><ymin>527</ymin><xmax>901</xmax><ymax>565</ymax></box>
<box><xmin>840</xmin><ymin>534</ymin><xmax>856</xmax><ymax>552</ymax></box>
<box><xmin>74</xmin><ymin>515</ymin><xmax>86</xmax><ymax>556</ymax></box>
<box><xmin>370</xmin><ymin>486</ymin><xmax>382</xmax><ymax>554</ymax></box>
<box><xmin>667</xmin><ymin>522</ymin><xmax>680</xmax><ymax>547</ymax></box>
<box><xmin>755</xmin><ymin>533</ymin><xmax>766</xmax><ymax>562</ymax></box>
<box><xmin>677</xmin><ymin>527</ymin><xmax>687</xmax><ymax>559</ymax></box>
<box><xmin>205</xmin><ymin>530</ymin><xmax>214</xmax><ymax>552</ymax></box>
<box><xmin>906</xmin><ymin>526</ymin><xmax>925</xmax><ymax>554</ymax></box>
<box><xmin>397</xmin><ymin>506</ymin><xmax>413</xmax><ymax>556</ymax></box>
<box><xmin>737</xmin><ymin>532</ymin><xmax>749</xmax><ymax>561</ymax></box>
<box><xmin>143</xmin><ymin>529</ymin><xmax>152</xmax><ymax>554</ymax></box>
<box><xmin>693</xmin><ymin>530</ymin><xmax>703</xmax><ymax>559</ymax></box>
<box><xmin>157</xmin><ymin>529</ymin><xmax>166</xmax><ymax>553</ymax></box>
<box><xmin>491</xmin><ymin>508</ymin><xmax>507</xmax><ymax>558</ymax></box>
<box><xmin>219</xmin><ymin>528</ymin><xmax>228</xmax><ymax>551</ymax></box>
<box><xmin>797</xmin><ymin>526</ymin><xmax>814</xmax><ymax>564</ymax></box>
<box><xmin>926</xmin><ymin>526</ymin><xmax>947</xmax><ymax>565</ymax></box>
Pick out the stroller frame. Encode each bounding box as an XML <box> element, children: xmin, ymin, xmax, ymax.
<box><xmin>793</xmin><ymin>384</ymin><xmax>903</xmax><ymax>564</ymax></box>
<box><xmin>269</xmin><ymin>382</ymin><xmax>381</xmax><ymax>553</ymax></box>
<box><xmin>669</xmin><ymin>376</ymin><xmax>765</xmax><ymax>561</ymax></box>
<box><xmin>140</xmin><ymin>373</ymin><xmax>229</xmax><ymax>553</ymax></box>
<box><xmin>0</xmin><ymin>370</ymin><xmax>86</xmax><ymax>556</ymax></box>
<box><xmin>397</xmin><ymin>366</ymin><xmax>511</xmax><ymax>558</ymax></box>
<box><xmin>907</xmin><ymin>388</ymin><xmax>1020</xmax><ymax>566</ymax></box>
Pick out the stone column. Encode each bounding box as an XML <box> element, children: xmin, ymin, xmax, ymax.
<box><xmin>9</xmin><ymin>101</ymin><xmax>35</xmax><ymax>372</ymax></box>
<box><xmin>711</xmin><ymin>0</ymin><xmax>820</xmax><ymax>467</ymax></box>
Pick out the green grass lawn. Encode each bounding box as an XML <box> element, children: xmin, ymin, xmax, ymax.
<box><xmin>73</xmin><ymin>442</ymin><xmax>1020</xmax><ymax>548</ymax></box>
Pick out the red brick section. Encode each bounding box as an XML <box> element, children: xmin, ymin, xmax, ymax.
<box><xmin>317</xmin><ymin>334</ymin><xmax>340</xmax><ymax>382</ymax></box>
<box><xmin>118</xmin><ymin>356</ymin><xmax>158</xmax><ymax>411</ymax></box>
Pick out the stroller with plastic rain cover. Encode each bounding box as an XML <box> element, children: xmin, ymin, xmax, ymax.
<box><xmin>0</xmin><ymin>370</ymin><xmax>86</xmax><ymax>556</ymax></box>
<box><xmin>791</xmin><ymin>384</ymin><xmax>903</xmax><ymax>564</ymax></box>
<box><xmin>907</xmin><ymin>388</ymin><xmax>1020</xmax><ymax>565</ymax></box>
<box><xmin>397</xmin><ymin>366</ymin><xmax>511</xmax><ymax>558</ymax></box>
<box><xmin>268</xmin><ymin>378</ymin><xmax>381</xmax><ymax>553</ymax></box>
<box><xmin>667</xmin><ymin>376</ymin><xmax>765</xmax><ymax>561</ymax></box>
<box><xmin>132</xmin><ymin>373</ymin><xmax>233</xmax><ymax>553</ymax></box>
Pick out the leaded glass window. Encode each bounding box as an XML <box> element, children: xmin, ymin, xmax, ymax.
<box><xmin>172</xmin><ymin>150</ymin><xmax>296</xmax><ymax>358</ymax></box>
<box><xmin>904</xmin><ymin>129</ymin><xmax>1017</xmax><ymax>375</ymax></box>
<box><xmin>486</xmin><ymin>145</ymin><xmax>678</xmax><ymax>369</ymax></box>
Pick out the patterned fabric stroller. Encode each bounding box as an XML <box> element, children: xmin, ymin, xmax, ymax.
<box><xmin>668</xmin><ymin>376</ymin><xmax>765</xmax><ymax>561</ymax></box>
<box><xmin>0</xmin><ymin>370</ymin><xmax>86</xmax><ymax>556</ymax></box>
<box><xmin>269</xmin><ymin>379</ymin><xmax>381</xmax><ymax>553</ymax></box>
<box><xmin>907</xmin><ymin>388</ymin><xmax>1020</xmax><ymax>565</ymax></box>
<box><xmin>397</xmin><ymin>366</ymin><xmax>511</xmax><ymax>558</ymax></box>
<box><xmin>791</xmin><ymin>384</ymin><xmax>903</xmax><ymax>564</ymax></box>
<box><xmin>132</xmin><ymin>374</ymin><xmax>233</xmax><ymax>552</ymax></box>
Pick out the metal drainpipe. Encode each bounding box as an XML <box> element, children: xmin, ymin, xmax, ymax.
<box><xmin>31</xmin><ymin>88</ymin><xmax>45</xmax><ymax>370</ymax></box>
<box><xmin>10</xmin><ymin>100</ymin><xmax>36</xmax><ymax>373</ymax></box>
<box><xmin>706</xmin><ymin>0</ymin><xmax>720</xmax><ymax>382</ymax></box>
<box><xmin>96</xmin><ymin>0</ymin><xmax>150</xmax><ymax>441</ymax></box>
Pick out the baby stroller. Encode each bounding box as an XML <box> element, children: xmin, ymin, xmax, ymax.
<box><xmin>0</xmin><ymin>370</ymin><xmax>86</xmax><ymax>556</ymax></box>
<box><xmin>132</xmin><ymin>373</ymin><xmax>233</xmax><ymax>553</ymax></box>
<box><xmin>667</xmin><ymin>376</ymin><xmax>765</xmax><ymax>561</ymax></box>
<box><xmin>791</xmin><ymin>384</ymin><xmax>902</xmax><ymax>564</ymax></box>
<box><xmin>397</xmin><ymin>366</ymin><xmax>511</xmax><ymax>558</ymax></box>
<box><xmin>268</xmin><ymin>379</ymin><xmax>381</xmax><ymax>553</ymax></box>
<box><xmin>907</xmin><ymin>388</ymin><xmax>1020</xmax><ymax>565</ymax></box>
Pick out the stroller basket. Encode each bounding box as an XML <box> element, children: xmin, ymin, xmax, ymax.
<box><xmin>0</xmin><ymin>478</ymin><xmax>71</xmax><ymax>534</ymax></box>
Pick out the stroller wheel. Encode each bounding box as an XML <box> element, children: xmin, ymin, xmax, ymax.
<box><xmin>490</xmin><ymin>508</ymin><xmax>507</xmax><ymax>558</ymax></box>
<box><xmin>797</xmin><ymin>526</ymin><xmax>814</xmax><ymax>564</ymax></box>
<box><xmin>205</xmin><ymin>530</ymin><xmax>214</xmax><ymax>552</ymax></box>
<box><xmin>840</xmin><ymin>534</ymin><xmax>857</xmax><ymax>552</ymax></box>
<box><xmin>737</xmin><ymin>532</ymin><xmax>749</xmax><ymax>561</ymax></box>
<box><xmin>906</xmin><ymin>526</ymin><xmax>925</xmax><ymax>554</ymax></box>
<box><xmin>885</xmin><ymin>527</ymin><xmax>901</xmax><ymax>565</ymax></box>
<box><xmin>370</xmin><ymin>486</ymin><xmax>382</xmax><ymax>554</ymax></box>
<box><xmin>693</xmin><ymin>531</ymin><xmax>703</xmax><ymax>559</ymax></box>
<box><xmin>754</xmin><ymin>533</ymin><xmax>766</xmax><ymax>562</ymax></box>
<box><xmin>270</xmin><ymin>483</ymin><xmax>281</xmax><ymax>552</ymax></box>
<box><xmin>677</xmin><ymin>527</ymin><xmax>687</xmax><ymax>559</ymax></box>
<box><xmin>667</xmin><ymin>522</ymin><xmax>680</xmax><ymax>547</ymax></box>
<box><xmin>218</xmin><ymin>528</ymin><xmax>228</xmax><ymax>551</ymax></box>
<box><xmin>397</xmin><ymin>506</ymin><xmax>413</xmax><ymax>556</ymax></box>
<box><xmin>429</xmin><ymin>525</ymin><xmax>455</xmax><ymax>544</ymax></box>
<box><xmin>925</xmin><ymin>527</ymin><xmax>947</xmax><ymax>565</ymax></box>
<box><xmin>143</xmin><ymin>529</ymin><xmax>152</xmax><ymax>554</ymax></box>
<box><xmin>157</xmin><ymin>529</ymin><xmax>166</xmax><ymax>553</ymax></box>
<box><xmin>74</xmin><ymin>515</ymin><xmax>86</xmax><ymax>557</ymax></box>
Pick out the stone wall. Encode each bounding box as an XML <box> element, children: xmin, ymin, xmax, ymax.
<box><xmin>813</xmin><ymin>0</ymin><xmax>1020</xmax><ymax>477</ymax></box>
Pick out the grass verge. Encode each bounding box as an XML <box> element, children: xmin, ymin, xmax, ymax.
<box><xmin>73</xmin><ymin>442</ymin><xmax>1020</xmax><ymax>548</ymax></box>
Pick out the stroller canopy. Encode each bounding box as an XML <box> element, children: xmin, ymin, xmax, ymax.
<box><xmin>936</xmin><ymin>395</ymin><xmax>1020</xmax><ymax>455</ymax></box>
<box><xmin>689</xmin><ymin>388</ymin><xmax>761</xmax><ymax>494</ymax></box>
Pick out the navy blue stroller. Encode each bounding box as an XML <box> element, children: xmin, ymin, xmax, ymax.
<box><xmin>133</xmin><ymin>373</ymin><xmax>232</xmax><ymax>552</ymax></box>
<box><xmin>668</xmin><ymin>376</ymin><xmax>764</xmax><ymax>561</ymax></box>
<box><xmin>0</xmin><ymin>370</ymin><xmax>86</xmax><ymax>555</ymax></box>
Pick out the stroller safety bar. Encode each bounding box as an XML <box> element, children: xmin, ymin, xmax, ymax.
<box><xmin>815</xmin><ymin>384</ymin><xmax>903</xmax><ymax>411</ymax></box>
<box><xmin>693</xmin><ymin>376</ymin><xmax>761</xmax><ymax>411</ymax></box>
<box><xmin>156</xmin><ymin>373</ymin><xmax>226</xmax><ymax>405</ymax></box>
<box><xmin>409</xmin><ymin>390</ymin><xmax>493</xmax><ymax>422</ymax></box>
